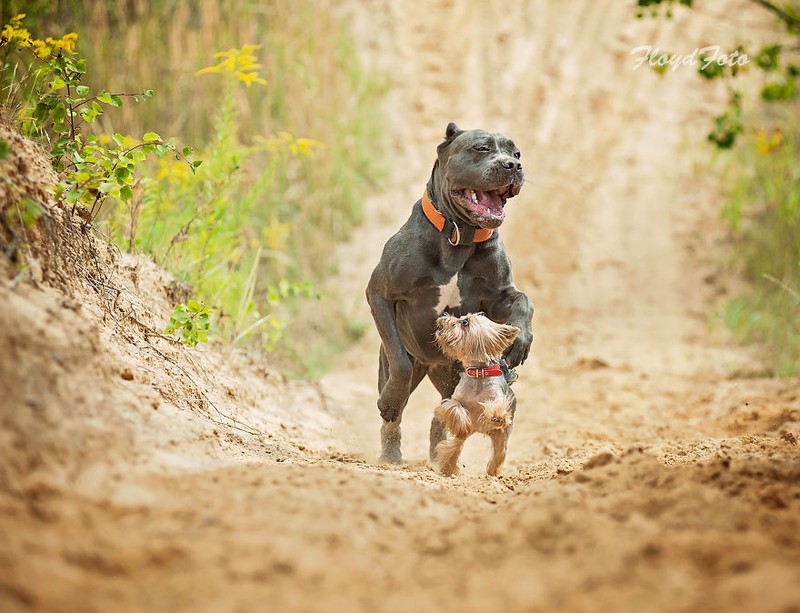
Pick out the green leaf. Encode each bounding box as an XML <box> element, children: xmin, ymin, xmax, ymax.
<box><xmin>196</xmin><ymin>330</ymin><xmax>208</xmax><ymax>343</ymax></box>
<box><xmin>143</xmin><ymin>132</ymin><xmax>161</xmax><ymax>143</ymax></box>
<box><xmin>181</xmin><ymin>146</ymin><xmax>193</xmax><ymax>157</ymax></box>
<box><xmin>171</xmin><ymin>310</ymin><xmax>189</xmax><ymax>324</ymax></box>
<box><xmin>17</xmin><ymin>198</ymin><xmax>44</xmax><ymax>227</ymax></box>
<box><xmin>119</xmin><ymin>185</ymin><xmax>133</xmax><ymax>201</ymax></box>
<box><xmin>76</xmin><ymin>85</ymin><xmax>90</xmax><ymax>96</ymax></box>
<box><xmin>109</xmin><ymin>94</ymin><xmax>123</xmax><ymax>108</ymax></box>
<box><xmin>97</xmin><ymin>91</ymin><xmax>113</xmax><ymax>105</ymax></box>
<box><xmin>755</xmin><ymin>44</ymin><xmax>781</xmax><ymax>72</ymax></box>
<box><xmin>187</xmin><ymin>299</ymin><xmax>202</xmax><ymax>313</ymax></box>
<box><xmin>112</xmin><ymin>133</ymin><xmax>124</xmax><ymax>146</ymax></box>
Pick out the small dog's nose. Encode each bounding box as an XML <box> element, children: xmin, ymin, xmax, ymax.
<box><xmin>500</xmin><ymin>158</ymin><xmax>522</xmax><ymax>172</ymax></box>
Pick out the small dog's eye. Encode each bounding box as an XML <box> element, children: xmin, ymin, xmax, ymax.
<box><xmin>514</xmin><ymin>151</ymin><xmax>521</xmax><ymax>159</ymax></box>
<box><xmin>460</xmin><ymin>319</ymin><xmax>469</xmax><ymax>327</ymax></box>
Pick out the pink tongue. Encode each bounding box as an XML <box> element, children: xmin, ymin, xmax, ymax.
<box><xmin>472</xmin><ymin>190</ymin><xmax>503</xmax><ymax>217</ymax></box>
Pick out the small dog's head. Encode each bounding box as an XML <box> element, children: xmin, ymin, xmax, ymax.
<box><xmin>435</xmin><ymin>312</ymin><xmax>520</xmax><ymax>365</ymax></box>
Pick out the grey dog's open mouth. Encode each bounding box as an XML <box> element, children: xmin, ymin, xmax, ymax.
<box><xmin>455</xmin><ymin>184</ymin><xmax>513</xmax><ymax>226</ymax></box>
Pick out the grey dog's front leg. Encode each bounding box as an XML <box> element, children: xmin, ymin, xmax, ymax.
<box><xmin>429</xmin><ymin>416</ymin><xmax>446</xmax><ymax>463</ymax></box>
<box><xmin>501</xmin><ymin>291</ymin><xmax>534</xmax><ymax>368</ymax></box>
<box><xmin>367</xmin><ymin>290</ymin><xmax>415</xmax><ymax>463</ymax></box>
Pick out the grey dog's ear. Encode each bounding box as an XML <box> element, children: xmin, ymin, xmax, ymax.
<box><xmin>444</xmin><ymin>122</ymin><xmax>463</xmax><ymax>141</ymax></box>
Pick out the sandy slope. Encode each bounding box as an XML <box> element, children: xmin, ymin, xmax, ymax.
<box><xmin>1</xmin><ymin>1</ymin><xmax>799</xmax><ymax>612</ymax></box>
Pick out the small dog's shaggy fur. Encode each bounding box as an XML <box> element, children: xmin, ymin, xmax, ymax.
<box><xmin>433</xmin><ymin>312</ymin><xmax>520</xmax><ymax>476</ymax></box>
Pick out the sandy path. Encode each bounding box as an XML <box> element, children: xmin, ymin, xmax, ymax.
<box><xmin>1</xmin><ymin>1</ymin><xmax>799</xmax><ymax>612</ymax></box>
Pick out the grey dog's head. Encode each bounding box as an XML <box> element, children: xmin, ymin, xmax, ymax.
<box><xmin>430</xmin><ymin>122</ymin><xmax>524</xmax><ymax>230</ymax></box>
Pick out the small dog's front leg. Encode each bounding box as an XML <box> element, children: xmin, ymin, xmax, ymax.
<box><xmin>435</xmin><ymin>437</ymin><xmax>466</xmax><ymax>477</ymax></box>
<box><xmin>486</xmin><ymin>429</ymin><xmax>509</xmax><ymax>476</ymax></box>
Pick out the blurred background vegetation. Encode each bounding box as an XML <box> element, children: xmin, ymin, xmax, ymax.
<box><xmin>1</xmin><ymin>0</ymin><xmax>388</xmax><ymax>376</ymax></box>
<box><xmin>720</xmin><ymin>101</ymin><xmax>800</xmax><ymax>376</ymax></box>
<box><xmin>639</xmin><ymin>0</ymin><xmax>799</xmax><ymax>376</ymax></box>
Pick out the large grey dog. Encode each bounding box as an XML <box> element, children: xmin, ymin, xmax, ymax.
<box><xmin>366</xmin><ymin>122</ymin><xmax>534</xmax><ymax>464</ymax></box>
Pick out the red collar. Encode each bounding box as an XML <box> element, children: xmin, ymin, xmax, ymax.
<box><xmin>465</xmin><ymin>363</ymin><xmax>504</xmax><ymax>378</ymax></box>
<box><xmin>422</xmin><ymin>190</ymin><xmax>494</xmax><ymax>245</ymax></box>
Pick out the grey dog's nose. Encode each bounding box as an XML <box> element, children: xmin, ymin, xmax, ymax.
<box><xmin>500</xmin><ymin>158</ymin><xmax>522</xmax><ymax>172</ymax></box>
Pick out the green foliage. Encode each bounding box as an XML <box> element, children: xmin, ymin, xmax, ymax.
<box><xmin>3</xmin><ymin>196</ymin><xmax>44</xmax><ymax>228</ymax></box>
<box><xmin>719</xmin><ymin>116</ymin><xmax>800</xmax><ymax>375</ymax></box>
<box><xmin>2</xmin><ymin>6</ymin><xmax>386</xmax><ymax>374</ymax></box>
<box><xmin>101</xmin><ymin>51</ymin><xmax>322</xmax><ymax>352</ymax></box>
<box><xmin>0</xmin><ymin>13</ymin><xmax>200</xmax><ymax>222</ymax></box>
<box><xmin>708</xmin><ymin>92</ymin><xmax>744</xmax><ymax>149</ymax></box>
<box><xmin>636</xmin><ymin>0</ymin><xmax>693</xmax><ymax>19</ymax></box>
<box><xmin>756</xmin><ymin>44</ymin><xmax>782</xmax><ymax>71</ymax></box>
<box><xmin>637</xmin><ymin>3</ymin><xmax>799</xmax><ymax>149</ymax></box>
<box><xmin>164</xmin><ymin>300</ymin><xmax>213</xmax><ymax>347</ymax></box>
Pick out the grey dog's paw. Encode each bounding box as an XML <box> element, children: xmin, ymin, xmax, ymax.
<box><xmin>504</xmin><ymin>335</ymin><xmax>532</xmax><ymax>368</ymax></box>
<box><xmin>379</xmin><ymin>450</ymin><xmax>403</xmax><ymax>465</ymax></box>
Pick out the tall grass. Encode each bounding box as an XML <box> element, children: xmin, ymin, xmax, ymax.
<box><xmin>720</xmin><ymin>103</ymin><xmax>800</xmax><ymax>376</ymax></box>
<box><xmin>2</xmin><ymin>1</ymin><xmax>387</xmax><ymax>372</ymax></box>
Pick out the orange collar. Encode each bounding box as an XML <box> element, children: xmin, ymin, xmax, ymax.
<box><xmin>422</xmin><ymin>190</ymin><xmax>494</xmax><ymax>246</ymax></box>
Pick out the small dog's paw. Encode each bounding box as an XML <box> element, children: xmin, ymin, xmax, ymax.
<box><xmin>480</xmin><ymin>408</ymin><xmax>512</xmax><ymax>431</ymax></box>
<box><xmin>436</xmin><ymin>462</ymin><xmax>461</xmax><ymax>477</ymax></box>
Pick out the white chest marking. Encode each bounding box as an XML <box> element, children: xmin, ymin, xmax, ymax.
<box><xmin>434</xmin><ymin>274</ymin><xmax>461</xmax><ymax>314</ymax></box>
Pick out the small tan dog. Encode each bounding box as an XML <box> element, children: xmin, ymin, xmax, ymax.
<box><xmin>433</xmin><ymin>312</ymin><xmax>520</xmax><ymax>476</ymax></box>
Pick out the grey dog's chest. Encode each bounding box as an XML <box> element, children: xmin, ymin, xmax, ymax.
<box><xmin>395</xmin><ymin>268</ymin><xmax>485</xmax><ymax>364</ymax></box>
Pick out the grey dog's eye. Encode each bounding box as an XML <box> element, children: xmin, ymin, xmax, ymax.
<box><xmin>514</xmin><ymin>151</ymin><xmax>521</xmax><ymax>159</ymax></box>
<box><xmin>460</xmin><ymin>319</ymin><xmax>469</xmax><ymax>327</ymax></box>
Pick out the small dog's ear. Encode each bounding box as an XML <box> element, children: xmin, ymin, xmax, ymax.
<box><xmin>445</xmin><ymin>122</ymin><xmax>463</xmax><ymax>141</ymax></box>
<box><xmin>497</xmin><ymin>324</ymin><xmax>520</xmax><ymax>350</ymax></box>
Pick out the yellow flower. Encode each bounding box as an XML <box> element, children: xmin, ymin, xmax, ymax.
<box><xmin>235</xmin><ymin>70</ymin><xmax>267</xmax><ymax>86</ymax></box>
<box><xmin>31</xmin><ymin>39</ymin><xmax>50</xmax><ymax>59</ymax></box>
<box><xmin>292</xmin><ymin>137</ymin><xmax>324</xmax><ymax>158</ymax></box>
<box><xmin>48</xmin><ymin>32</ymin><xmax>78</xmax><ymax>53</ymax></box>
<box><xmin>197</xmin><ymin>44</ymin><xmax>268</xmax><ymax>87</ymax></box>
<box><xmin>1</xmin><ymin>14</ymin><xmax>32</xmax><ymax>48</ymax></box>
<box><xmin>0</xmin><ymin>14</ymin><xmax>77</xmax><ymax>57</ymax></box>
<box><xmin>156</xmin><ymin>158</ymin><xmax>191</xmax><ymax>183</ymax></box>
<box><xmin>755</xmin><ymin>129</ymin><xmax>782</xmax><ymax>155</ymax></box>
<box><xmin>261</xmin><ymin>218</ymin><xmax>290</xmax><ymax>252</ymax></box>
